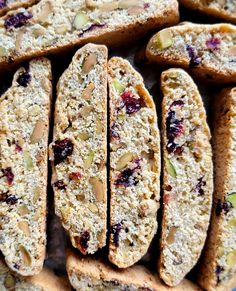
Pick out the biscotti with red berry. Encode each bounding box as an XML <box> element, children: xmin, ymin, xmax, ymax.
<box><xmin>159</xmin><ymin>68</ymin><xmax>213</xmax><ymax>286</ymax></box>
<box><xmin>49</xmin><ymin>44</ymin><xmax>107</xmax><ymax>255</ymax></box>
<box><xmin>0</xmin><ymin>58</ymin><xmax>51</xmax><ymax>276</ymax></box>
<box><xmin>197</xmin><ymin>87</ymin><xmax>236</xmax><ymax>291</ymax></box>
<box><xmin>0</xmin><ymin>0</ymin><xmax>179</xmax><ymax>68</ymax></box>
<box><xmin>0</xmin><ymin>0</ymin><xmax>39</xmax><ymax>17</ymax></box>
<box><xmin>0</xmin><ymin>257</ymin><xmax>71</xmax><ymax>290</ymax></box>
<box><xmin>179</xmin><ymin>0</ymin><xmax>236</xmax><ymax>24</ymax></box>
<box><xmin>108</xmin><ymin>57</ymin><xmax>161</xmax><ymax>268</ymax></box>
<box><xmin>146</xmin><ymin>23</ymin><xmax>236</xmax><ymax>83</ymax></box>
<box><xmin>66</xmin><ymin>250</ymin><xmax>201</xmax><ymax>291</ymax></box>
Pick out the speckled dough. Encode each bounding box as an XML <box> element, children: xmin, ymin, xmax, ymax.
<box><xmin>160</xmin><ymin>68</ymin><xmax>213</xmax><ymax>287</ymax></box>
<box><xmin>0</xmin><ymin>257</ymin><xmax>71</xmax><ymax>290</ymax></box>
<box><xmin>0</xmin><ymin>0</ymin><xmax>179</xmax><ymax>68</ymax></box>
<box><xmin>197</xmin><ymin>87</ymin><xmax>236</xmax><ymax>291</ymax></box>
<box><xmin>0</xmin><ymin>58</ymin><xmax>51</xmax><ymax>276</ymax></box>
<box><xmin>179</xmin><ymin>0</ymin><xmax>236</xmax><ymax>24</ymax></box>
<box><xmin>108</xmin><ymin>57</ymin><xmax>161</xmax><ymax>268</ymax></box>
<box><xmin>146</xmin><ymin>23</ymin><xmax>236</xmax><ymax>83</ymax></box>
<box><xmin>50</xmin><ymin>43</ymin><xmax>108</xmax><ymax>255</ymax></box>
<box><xmin>0</xmin><ymin>0</ymin><xmax>39</xmax><ymax>17</ymax></box>
<box><xmin>66</xmin><ymin>250</ymin><xmax>201</xmax><ymax>291</ymax></box>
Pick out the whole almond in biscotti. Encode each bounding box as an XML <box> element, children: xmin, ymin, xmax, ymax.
<box><xmin>0</xmin><ymin>0</ymin><xmax>39</xmax><ymax>16</ymax></box>
<box><xmin>146</xmin><ymin>23</ymin><xmax>236</xmax><ymax>83</ymax></box>
<box><xmin>0</xmin><ymin>58</ymin><xmax>51</xmax><ymax>276</ymax></box>
<box><xmin>0</xmin><ymin>0</ymin><xmax>179</xmax><ymax>68</ymax></box>
<box><xmin>159</xmin><ymin>68</ymin><xmax>213</xmax><ymax>286</ymax></box>
<box><xmin>108</xmin><ymin>57</ymin><xmax>161</xmax><ymax>268</ymax></box>
<box><xmin>197</xmin><ymin>87</ymin><xmax>236</xmax><ymax>291</ymax></box>
<box><xmin>49</xmin><ymin>43</ymin><xmax>108</xmax><ymax>255</ymax></box>
<box><xmin>179</xmin><ymin>0</ymin><xmax>236</xmax><ymax>24</ymax></box>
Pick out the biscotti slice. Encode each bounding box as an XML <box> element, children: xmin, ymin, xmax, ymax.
<box><xmin>159</xmin><ymin>68</ymin><xmax>213</xmax><ymax>286</ymax></box>
<box><xmin>0</xmin><ymin>0</ymin><xmax>39</xmax><ymax>16</ymax></box>
<box><xmin>179</xmin><ymin>0</ymin><xmax>236</xmax><ymax>24</ymax></box>
<box><xmin>49</xmin><ymin>44</ymin><xmax>107</xmax><ymax>255</ymax></box>
<box><xmin>66</xmin><ymin>250</ymin><xmax>201</xmax><ymax>291</ymax></box>
<box><xmin>108</xmin><ymin>57</ymin><xmax>160</xmax><ymax>268</ymax></box>
<box><xmin>0</xmin><ymin>58</ymin><xmax>51</xmax><ymax>276</ymax></box>
<box><xmin>146</xmin><ymin>23</ymin><xmax>236</xmax><ymax>83</ymax></box>
<box><xmin>0</xmin><ymin>0</ymin><xmax>179</xmax><ymax>68</ymax></box>
<box><xmin>0</xmin><ymin>258</ymin><xmax>71</xmax><ymax>290</ymax></box>
<box><xmin>196</xmin><ymin>87</ymin><xmax>236</xmax><ymax>291</ymax></box>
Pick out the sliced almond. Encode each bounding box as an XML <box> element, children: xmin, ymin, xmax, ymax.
<box><xmin>32</xmin><ymin>24</ymin><xmax>46</xmax><ymax>37</ymax></box>
<box><xmin>82</xmin><ymin>82</ymin><xmax>95</xmax><ymax>100</ymax></box>
<box><xmin>166</xmin><ymin>227</ymin><xmax>178</xmax><ymax>244</ymax></box>
<box><xmin>80</xmin><ymin>105</ymin><xmax>93</xmax><ymax>118</ymax></box>
<box><xmin>30</xmin><ymin>120</ymin><xmax>45</xmax><ymax>144</ymax></box>
<box><xmin>89</xmin><ymin>177</ymin><xmax>105</xmax><ymax>202</ymax></box>
<box><xmin>55</xmin><ymin>24</ymin><xmax>69</xmax><ymax>34</ymax></box>
<box><xmin>82</xmin><ymin>53</ymin><xmax>97</xmax><ymax>74</ymax></box>
<box><xmin>19</xmin><ymin>245</ymin><xmax>32</xmax><ymax>266</ymax></box>
<box><xmin>15</xmin><ymin>30</ymin><xmax>24</xmax><ymax>52</ymax></box>
<box><xmin>128</xmin><ymin>6</ymin><xmax>145</xmax><ymax>15</ymax></box>
<box><xmin>119</xmin><ymin>0</ymin><xmax>142</xmax><ymax>9</ymax></box>
<box><xmin>18</xmin><ymin>205</ymin><xmax>29</xmax><ymax>216</ymax></box>
<box><xmin>99</xmin><ymin>2</ymin><xmax>118</xmax><ymax>11</ymax></box>
<box><xmin>78</xmin><ymin>132</ymin><xmax>90</xmax><ymax>141</ymax></box>
<box><xmin>116</xmin><ymin>152</ymin><xmax>133</xmax><ymax>170</ymax></box>
<box><xmin>18</xmin><ymin>221</ymin><xmax>30</xmax><ymax>236</ymax></box>
<box><xmin>88</xmin><ymin>202</ymin><xmax>98</xmax><ymax>213</ymax></box>
<box><xmin>85</xmin><ymin>0</ymin><xmax>97</xmax><ymax>9</ymax></box>
<box><xmin>38</xmin><ymin>1</ymin><xmax>53</xmax><ymax>23</ymax></box>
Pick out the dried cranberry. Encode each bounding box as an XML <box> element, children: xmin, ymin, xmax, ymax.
<box><xmin>186</xmin><ymin>45</ymin><xmax>201</xmax><ymax>68</ymax></box>
<box><xmin>13</xmin><ymin>263</ymin><xmax>20</xmax><ymax>270</ymax></box>
<box><xmin>79</xmin><ymin>23</ymin><xmax>106</xmax><ymax>36</ymax></box>
<box><xmin>5</xmin><ymin>195</ymin><xmax>18</xmax><ymax>205</ymax></box>
<box><xmin>144</xmin><ymin>3</ymin><xmax>150</xmax><ymax>9</ymax></box>
<box><xmin>121</xmin><ymin>91</ymin><xmax>143</xmax><ymax>114</ymax></box>
<box><xmin>1</xmin><ymin>167</ymin><xmax>14</xmax><ymax>185</ymax></box>
<box><xmin>69</xmin><ymin>172</ymin><xmax>82</xmax><ymax>181</ymax></box>
<box><xmin>206</xmin><ymin>37</ymin><xmax>221</xmax><ymax>52</ymax></box>
<box><xmin>0</xmin><ymin>0</ymin><xmax>6</xmax><ymax>9</ymax></box>
<box><xmin>195</xmin><ymin>177</ymin><xmax>206</xmax><ymax>196</ymax></box>
<box><xmin>53</xmin><ymin>139</ymin><xmax>74</xmax><ymax>165</ymax></box>
<box><xmin>170</xmin><ymin>100</ymin><xmax>184</xmax><ymax>108</ymax></box>
<box><xmin>17</xmin><ymin>71</ymin><xmax>31</xmax><ymax>87</ymax></box>
<box><xmin>4</xmin><ymin>11</ymin><xmax>33</xmax><ymax>29</ymax></box>
<box><xmin>115</xmin><ymin>168</ymin><xmax>138</xmax><ymax>188</ymax></box>
<box><xmin>53</xmin><ymin>180</ymin><xmax>66</xmax><ymax>190</ymax></box>
<box><xmin>216</xmin><ymin>199</ymin><xmax>231</xmax><ymax>216</ymax></box>
<box><xmin>215</xmin><ymin>265</ymin><xmax>224</xmax><ymax>284</ymax></box>
<box><xmin>166</xmin><ymin>111</ymin><xmax>184</xmax><ymax>140</ymax></box>
<box><xmin>15</xmin><ymin>143</ymin><xmax>22</xmax><ymax>153</ymax></box>
<box><xmin>76</xmin><ymin>231</ymin><xmax>90</xmax><ymax>253</ymax></box>
<box><xmin>110</xmin><ymin>123</ymin><xmax>120</xmax><ymax>139</ymax></box>
<box><xmin>111</xmin><ymin>222</ymin><xmax>123</xmax><ymax>247</ymax></box>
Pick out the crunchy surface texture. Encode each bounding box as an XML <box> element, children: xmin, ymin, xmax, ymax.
<box><xmin>0</xmin><ymin>258</ymin><xmax>71</xmax><ymax>290</ymax></box>
<box><xmin>0</xmin><ymin>0</ymin><xmax>179</xmax><ymax>68</ymax></box>
<box><xmin>179</xmin><ymin>0</ymin><xmax>236</xmax><ymax>24</ymax></box>
<box><xmin>108</xmin><ymin>57</ymin><xmax>160</xmax><ymax>268</ymax></box>
<box><xmin>50</xmin><ymin>43</ymin><xmax>108</xmax><ymax>255</ymax></box>
<box><xmin>146</xmin><ymin>23</ymin><xmax>236</xmax><ymax>83</ymax></box>
<box><xmin>0</xmin><ymin>58</ymin><xmax>51</xmax><ymax>276</ymax></box>
<box><xmin>0</xmin><ymin>0</ymin><xmax>39</xmax><ymax>17</ymax></box>
<box><xmin>66</xmin><ymin>250</ymin><xmax>201</xmax><ymax>291</ymax></box>
<box><xmin>197</xmin><ymin>87</ymin><xmax>236</xmax><ymax>291</ymax></box>
<box><xmin>160</xmin><ymin>69</ymin><xmax>213</xmax><ymax>286</ymax></box>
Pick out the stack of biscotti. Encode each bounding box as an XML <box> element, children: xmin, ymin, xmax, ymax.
<box><xmin>66</xmin><ymin>250</ymin><xmax>201</xmax><ymax>291</ymax></box>
<box><xmin>0</xmin><ymin>0</ymin><xmax>179</xmax><ymax>68</ymax></box>
<box><xmin>146</xmin><ymin>23</ymin><xmax>236</xmax><ymax>83</ymax></box>
<box><xmin>0</xmin><ymin>58</ymin><xmax>51</xmax><ymax>275</ymax></box>
<box><xmin>197</xmin><ymin>87</ymin><xmax>236</xmax><ymax>291</ymax></box>
<box><xmin>0</xmin><ymin>0</ymin><xmax>39</xmax><ymax>16</ymax></box>
<box><xmin>179</xmin><ymin>0</ymin><xmax>236</xmax><ymax>24</ymax></box>
<box><xmin>108</xmin><ymin>57</ymin><xmax>161</xmax><ymax>268</ymax></box>
<box><xmin>0</xmin><ymin>257</ymin><xmax>71</xmax><ymax>290</ymax></box>
<box><xmin>50</xmin><ymin>43</ymin><xmax>108</xmax><ymax>255</ymax></box>
<box><xmin>159</xmin><ymin>68</ymin><xmax>213</xmax><ymax>286</ymax></box>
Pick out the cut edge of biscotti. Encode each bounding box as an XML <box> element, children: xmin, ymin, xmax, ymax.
<box><xmin>0</xmin><ymin>0</ymin><xmax>39</xmax><ymax>17</ymax></box>
<box><xmin>108</xmin><ymin>56</ymin><xmax>161</xmax><ymax>268</ymax></box>
<box><xmin>0</xmin><ymin>57</ymin><xmax>51</xmax><ymax>276</ymax></box>
<box><xmin>50</xmin><ymin>43</ymin><xmax>108</xmax><ymax>255</ymax></box>
<box><xmin>159</xmin><ymin>68</ymin><xmax>213</xmax><ymax>286</ymax></box>
<box><xmin>196</xmin><ymin>87</ymin><xmax>236</xmax><ymax>291</ymax></box>
<box><xmin>146</xmin><ymin>22</ymin><xmax>236</xmax><ymax>83</ymax></box>
<box><xmin>0</xmin><ymin>0</ymin><xmax>179</xmax><ymax>69</ymax></box>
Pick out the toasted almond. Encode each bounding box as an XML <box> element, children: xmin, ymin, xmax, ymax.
<box><xmin>88</xmin><ymin>202</ymin><xmax>98</xmax><ymax>213</ymax></box>
<box><xmin>116</xmin><ymin>152</ymin><xmax>133</xmax><ymax>170</ymax></box>
<box><xmin>82</xmin><ymin>82</ymin><xmax>95</xmax><ymax>100</ymax></box>
<box><xmin>18</xmin><ymin>221</ymin><xmax>30</xmax><ymax>236</ymax></box>
<box><xmin>19</xmin><ymin>245</ymin><xmax>32</xmax><ymax>266</ymax></box>
<box><xmin>30</xmin><ymin>120</ymin><xmax>45</xmax><ymax>144</ymax></box>
<box><xmin>82</xmin><ymin>53</ymin><xmax>97</xmax><ymax>74</ymax></box>
<box><xmin>89</xmin><ymin>177</ymin><xmax>105</xmax><ymax>202</ymax></box>
<box><xmin>119</xmin><ymin>0</ymin><xmax>142</xmax><ymax>9</ymax></box>
<box><xmin>38</xmin><ymin>1</ymin><xmax>53</xmax><ymax>23</ymax></box>
<box><xmin>128</xmin><ymin>6</ymin><xmax>145</xmax><ymax>15</ymax></box>
<box><xmin>85</xmin><ymin>0</ymin><xmax>97</xmax><ymax>9</ymax></box>
<box><xmin>80</xmin><ymin>105</ymin><xmax>93</xmax><ymax>118</ymax></box>
<box><xmin>32</xmin><ymin>24</ymin><xmax>46</xmax><ymax>37</ymax></box>
<box><xmin>166</xmin><ymin>227</ymin><xmax>178</xmax><ymax>244</ymax></box>
<box><xmin>18</xmin><ymin>205</ymin><xmax>29</xmax><ymax>216</ymax></box>
<box><xmin>99</xmin><ymin>2</ymin><xmax>118</xmax><ymax>11</ymax></box>
<box><xmin>55</xmin><ymin>24</ymin><xmax>68</xmax><ymax>34</ymax></box>
<box><xmin>78</xmin><ymin>132</ymin><xmax>90</xmax><ymax>141</ymax></box>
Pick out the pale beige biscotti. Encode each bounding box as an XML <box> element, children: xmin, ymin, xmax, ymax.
<box><xmin>0</xmin><ymin>0</ymin><xmax>179</xmax><ymax>69</ymax></box>
<box><xmin>196</xmin><ymin>87</ymin><xmax>236</xmax><ymax>291</ymax></box>
<box><xmin>146</xmin><ymin>23</ymin><xmax>236</xmax><ymax>83</ymax></box>
<box><xmin>179</xmin><ymin>0</ymin><xmax>236</xmax><ymax>24</ymax></box>
<box><xmin>66</xmin><ymin>250</ymin><xmax>202</xmax><ymax>291</ymax></box>
<box><xmin>49</xmin><ymin>43</ymin><xmax>107</xmax><ymax>255</ymax></box>
<box><xmin>0</xmin><ymin>258</ymin><xmax>71</xmax><ymax>290</ymax></box>
<box><xmin>159</xmin><ymin>68</ymin><xmax>213</xmax><ymax>286</ymax></box>
<box><xmin>108</xmin><ymin>57</ymin><xmax>161</xmax><ymax>268</ymax></box>
<box><xmin>0</xmin><ymin>58</ymin><xmax>51</xmax><ymax>276</ymax></box>
<box><xmin>0</xmin><ymin>0</ymin><xmax>39</xmax><ymax>17</ymax></box>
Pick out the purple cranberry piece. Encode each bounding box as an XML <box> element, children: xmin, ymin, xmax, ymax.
<box><xmin>166</xmin><ymin>111</ymin><xmax>184</xmax><ymax>140</ymax></box>
<box><xmin>186</xmin><ymin>45</ymin><xmax>201</xmax><ymax>68</ymax></box>
<box><xmin>0</xmin><ymin>0</ymin><xmax>6</xmax><ymax>9</ymax></box>
<box><xmin>5</xmin><ymin>195</ymin><xmax>18</xmax><ymax>205</ymax></box>
<box><xmin>79</xmin><ymin>23</ymin><xmax>106</xmax><ymax>37</ymax></box>
<box><xmin>110</xmin><ymin>123</ymin><xmax>120</xmax><ymax>139</ymax></box>
<box><xmin>111</xmin><ymin>222</ymin><xmax>123</xmax><ymax>247</ymax></box>
<box><xmin>4</xmin><ymin>11</ymin><xmax>33</xmax><ymax>29</ymax></box>
<box><xmin>77</xmin><ymin>231</ymin><xmax>90</xmax><ymax>253</ymax></box>
<box><xmin>121</xmin><ymin>91</ymin><xmax>143</xmax><ymax>114</ymax></box>
<box><xmin>15</xmin><ymin>143</ymin><xmax>23</xmax><ymax>153</ymax></box>
<box><xmin>144</xmin><ymin>3</ymin><xmax>150</xmax><ymax>9</ymax></box>
<box><xmin>53</xmin><ymin>138</ymin><xmax>74</xmax><ymax>165</ymax></box>
<box><xmin>53</xmin><ymin>180</ymin><xmax>66</xmax><ymax>190</ymax></box>
<box><xmin>206</xmin><ymin>37</ymin><xmax>221</xmax><ymax>52</ymax></box>
<box><xmin>115</xmin><ymin>168</ymin><xmax>138</xmax><ymax>188</ymax></box>
<box><xmin>216</xmin><ymin>199</ymin><xmax>231</xmax><ymax>216</ymax></box>
<box><xmin>195</xmin><ymin>177</ymin><xmax>206</xmax><ymax>196</ymax></box>
<box><xmin>13</xmin><ymin>263</ymin><xmax>20</xmax><ymax>270</ymax></box>
<box><xmin>215</xmin><ymin>265</ymin><xmax>224</xmax><ymax>284</ymax></box>
<box><xmin>171</xmin><ymin>100</ymin><xmax>184</xmax><ymax>108</ymax></box>
<box><xmin>17</xmin><ymin>71</ymin><xmax>31</xmax><ymax>87</ymax></box>
<box><xmin>1</xmin><ymin>167</ymin><xmax>14</xmax><ymax>185</ymax></box>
